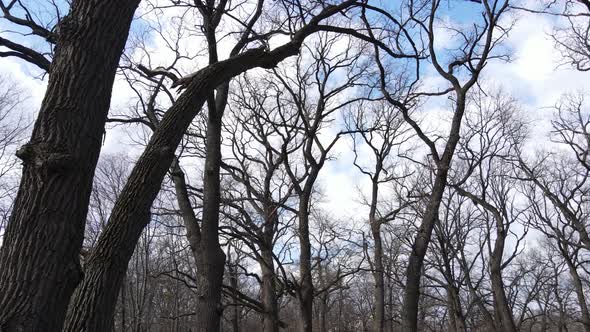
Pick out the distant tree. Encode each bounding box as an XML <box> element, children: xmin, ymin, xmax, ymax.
<box><xmin>0</xmin><ymin>78</ymin><xmax>28</xmax><ymax>241</ymax></box>
<box><xmin>365</xmin><ymin>1</ymin><xmax>512</xmax><ymax>330</ymax></box>
<box><xmin>346</xmin><ymin>100</ymin><xmax>414</xmax><ymax>332</ymax></box>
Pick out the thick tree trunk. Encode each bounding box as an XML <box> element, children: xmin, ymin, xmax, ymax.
<box><xmin>298</xmin><ymin>195</ymin><xmax>314</xmax><ymax>332</ymax></box>
<box><xmin>0</xmin><ymin>1</ymin><xmax>139</xmax><ymax>331</ymax></box>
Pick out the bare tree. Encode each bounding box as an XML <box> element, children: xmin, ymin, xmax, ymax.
<box><xmin>364</xmin><ymin>1</ymin><xmax>512</xmax><ymax>330</ymax></box>
<box><xmin>218</xmin><ymin>72</ymin><xmax>302</xmax><ymax>331</ymax></box>
<box><xmin>267</xmin><ymin>33</ymin><xmax>376</xmax><ymax>331</ymax></box>
<box><xmin>346</xmin><ymin>100</ymin><xmax>414</xmax><ymax>332</ymax></box>
<box><xmin>0</xmin><ymin>78</ymin><xmax>28</xmax><ymax>241</ymax></box>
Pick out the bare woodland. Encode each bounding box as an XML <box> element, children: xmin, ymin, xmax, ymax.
<box><xmin>0</xmin><ymin>0</ymin><xmax>590</xmax><ymax>331</ymax></box>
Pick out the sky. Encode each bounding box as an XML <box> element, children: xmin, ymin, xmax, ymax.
<box><xmin>0</xmin><ymin>0</ymin><xmax>588</xmax><ymax>226</ymax></box>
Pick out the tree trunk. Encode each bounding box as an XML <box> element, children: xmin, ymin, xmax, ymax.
<box><xmin>260</xmin><ymin>249</ymin><xmax>279</xmax><ymax>332</ymax></box>
<box><xmin>565</xmin><ymin>256</ymin><xmax>590</xmax><ymax>332</ymax></box>
<box><xmin>402</xmin><ymin>94</ymin><xmax>466</xmax><ymax>332</ymax></box>
<box><xmin>0</xmin><ymin>1</ymin><xmax>139</xmax><ymax>331</ymax></box>
<box><xmin>229</xmin><ymin>260</ymin><xmax>240</xmax><ymax>332</ymax></box>
<box><xmin>61</xmin><ymin>47</ymin><xmax>303</xmax><ymax>331</ymax></box>
<box><xmin>489</xmin><ymin>232</ymin><xmax>517</xmax><ymax>332</ymax></box>
<box><xmin>372</xmin><ymin>226</ymin><xmax>386</xmax><ymax>332</ymax></box>
<box><xmin>298</xmin><ymin>195</ymin><xmax>314</xmax><ymax>332</ymax></box>
<box><xmin>401</xmin><ymin>171</ymin><xmax>448</xmax><ymax>332</ymax></box>
<box><xmin>446</xmin><ymin>285</ymin><xmax>466</xmax><ymax>332</ymax></box>
<box><xmin>195</xmin><ymin>101</ymin><xmax>227</xmax><ymax>332</ymax></box>
<box><xmin>318</xmin><ymin>294</ymin><xmax>328</xmax><ymax>332</ymax></box>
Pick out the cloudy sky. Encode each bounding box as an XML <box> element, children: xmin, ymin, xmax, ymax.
<box><xmin>0</xmin><ymin>0</ymin><xmax>587</xmax><ymax>224</ymax></box>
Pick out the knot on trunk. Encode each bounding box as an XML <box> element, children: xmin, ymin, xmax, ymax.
<box><xmin>16</xmin><ymin>142</ymin><xmax>73</xmax><ymax>172</ymax></box>
<box><xmin>56</xmin><ymin>14</ymin><xmax>78</xmax><ymax>43</ymax></box>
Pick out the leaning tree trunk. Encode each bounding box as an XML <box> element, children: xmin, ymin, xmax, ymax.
<box><xmin>401</xmin><ymin>171</ymin><xmax>448</xmax><ymax>332</ymax></box>
<box><xmin>61</xmin><ymin>47</ymin><xmax>305</xmax><ymax>331</ymax></box>
<box><xmin>489</xmin><ymin>226</ymin><xmax>517</xmax><ymax>332</ymax></box>
<box><xmin>402</xmin><ymin>94</ymin><xmax>466</xmax><ymax>332</ymax></box>
<box><xmin>0</xmin><ymin>1</ymin><xmax>139</xmax><ymax>331</ymax></box>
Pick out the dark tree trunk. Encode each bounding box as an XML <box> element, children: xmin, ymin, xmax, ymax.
<box><xmin>171</xmin><ymin>159</ymin><xmax>201</xmax><ymax>261</ymax></box>
<box><xmin>564</xmin><ymin>254</ymin><xmax>590</xmax><ymax>332</ymax></box>
<box><xmin>229</xmin><ymin>260</ymin><xmax>240</xmax><ymax>332</ymax></box>
<box><xmin>260</xmin><ymin>248</ymin><xmax>279</xmax><ymax>332</ymax></box>
<box><xmin>440</xmin><ymin>243</ymin><xmax>466</xmax><ymax>332</ymax></box>
<box><xmin>401</xmin><ymin>171</ymin><xmax>448</xmax><ymax>332</ymax></box>
<box><xmin>298</xmin><ymin>195</ymin><xmax>314</xmax><ymax>332</ymax></box>
<box><xmin>459</xmin><ymin>252</ymin><xmax>495</xmax><ymax>330</ymax></box>
<box><xmin>318</xmin><ymin>294</ymin><xmax>328</xmax><ymax>332</ymax></box>
<box><xmin>446</xmin><ymin>285</ymin><xmax>466</xmax><ymax>332</ymax></box>
<box><xmin>489</xmin><ymin>233</ymin><xmax>517</xmax><ymax>332</ymax></box>
<box><xmin>317</xmin><ymin>258</ymin><xmax>328</xmax><ymax>332</ymax></box>
<box><xmin>372</xmin><ymin>226</ymin><xmax>386</xmax><ymax>332</ymax></box>
<box><xmin>0</xmin><ymin>1</ymin><xmax>139</xmax><ymax>331</ymax></box>
<box><xmin>368</xmin><ymin>169</ymin><xmax>385</xmax><ymax>332</ymax></box>
<box><xmin>61</xmin><ymin>47</ymin><xmax>306</xmax><ymax>331</ymax></box>
<box><xmin>195</xmin><ymin>95</ymin><xmax>227</xmax><ymax>332</ymax></box>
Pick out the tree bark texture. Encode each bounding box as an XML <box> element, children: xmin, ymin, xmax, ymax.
<box><xmin>0</xmin><ymin>1</ymin><xmax>139</xmax><ymax>330</ymax></box>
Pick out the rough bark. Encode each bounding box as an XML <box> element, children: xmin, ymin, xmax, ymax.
<box><xmin>0</xmin><ymin>0</ymin><xmax>139</xmax><ymax>330</ymax></box>
<box><xmin>62</xmin><ymin>52</ymin><xmax>274</xmax><ymax>331</ymax></box>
